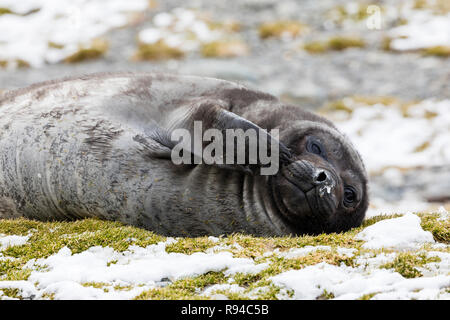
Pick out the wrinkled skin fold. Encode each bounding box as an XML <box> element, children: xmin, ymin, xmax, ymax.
<box><xmin>0</xmin><ymin>72</ymin><xmax>368</xmax><ymax>236</ymax></box>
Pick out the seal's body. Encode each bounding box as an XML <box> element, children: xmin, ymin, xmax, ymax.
<box><xmin>0</xmin><ymin>73</ymin><xmax>368</xmax><ymax>236</ymax></box>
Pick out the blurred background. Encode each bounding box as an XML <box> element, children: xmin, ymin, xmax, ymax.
<box><xmin>0</xmin><ymin>0</ymin><xmax>449</xmax><ymax>217</ymax></box>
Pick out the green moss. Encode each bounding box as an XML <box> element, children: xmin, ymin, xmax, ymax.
<box><xmin>0</xmin><ymin>259</ymin><xmax>25</xmax><ymax>279</ymax></box>
<box><xmin>0</xmin><ymin>59</ymin><xmax>30</xmax><ymax>69</ymax></box>
<box><xmin>420</xmin><ymin>214</ymin><xmax>450</xmax><ymax>243</ymax></box>
<box><xmin>248</xmin><ymin>281</ymin><xmax>283</xmax><ymax>300</ymax></box>
<box><xmin>16</xmin><ymin>59</ymin><xmax>30</xmax><ymax>68</ymax></box>
<box><xmin>165</xmin><ymin>237</ymin><xmax>217</xmax><ymax>254</ymax></box>
<box><xmin>323</xmin><ymin>100</ymin><xmax>355</xmax><ymax>113</ymax></box>
<box><xmin>201</xmin><ymin>40</ymin><xmax>249</xmax><ymax>58</ymax></box>
<box><xmin>413</xmin><ymin>0</ymin><xmax>428</xmax><ymax>9</ymax></box>
<box><xmin>343</xmin><ymin>5</ymin><xmax>369</xmax><ymax>21</ymax></box>
<box><xmin>233</xmin><ymin>273</ymin><xmax>263</xmax><ymax>287</ymax></box>
<box><xmin>0</xmin><ymin>288</ymin><xmax>21</xmax><ymax>299</ymax></box>
<box><xmin>0</xmin><ymin>218</ymin><xmax>164</xmax><ymax>281</ymax></box>
<box><xmin>269</xmin><ymin>251</ymin><xmax>355</xmax><ymax>274</ymax></box>
<box><xmin>381</xmin><ymin>252</ymin><xmax>441</xmax><ymax>278</ymax></box>
<box><xmin>113</xmin><ymin>284</ymin><xmax>134</xmax><ymax>291</ymax></box>
<box><xmin>134</xmin><ymin>40</ymin><xmax>184</xmax><ymax>61</ymax></box>
<box><xmin>0</xmin><ymin>7</ymin><xmax>40</xmax><ymax>16</ymax></box>
<box><xmin>48</xmin><ymin>42</ymin><xmax>65</xmax><ymax>49</ymax></box>
<box><xmin>318</xmin><ymin>289</ymin><xmax>335</xmax><ymax>300</ymax></box>
<box><xmin>303</xmin><ymin>36</ymin><xmax>365</xmax><ymax>54</ymax></box>
<box><xmin>64</xmin><ymin>39</ymin><xmax>108</xmax><ymax>63</ymax></box>
<box><xmin>135</xmin><ymin>287</ymin><xmax>205</xmax><ymax>300</ymax></box>
<box><xmin>361</xmin><ymin>214</ymin><xmax>403</xmax><ymax>228</ymax></box>
<box><xmin>330</xmin><ymin>4</ymin><xmax>385</xmax><ymax>23</ymax></box>
<box><xmin>0</xmin><ymin>8</ymin><xmax>13</xmax><ymax>15</ymax></box>
<box><xmin>218</xmin><ymin>231</ymin><xmax>361</xmax><ymax>261</ymax></box>
<box><xmin>414</xmin><ymin>141</ymin><xmax>431</xmax><ymax>153</ymax></box>
<box><xmin>359</xmin><ymin>292</ymin><xmax>379</xmax><ymax>300</ymax></box>
<box><xmin>382</xmin><ymin>37</ymin><xmax>393</xmax><ymax>51</ymax></box>
<box><xmin>413</xmin><ymin>0</ymin><xmax>450</xmax><ymax>14</ymax></box>
<box><xmin>41</xmin><ymin>292</ymin><xmax>55</xmax><ymax>300</ymax></box>
<box><xmin>207</xmin><ymin>21</ymin><xmax>241</xmax><ymax>33</ymax></box>
<box><xmin>259</xmin><ymin>21</ymin><xmax>307</xmax><ymax>39</ymax></box>
<box><xmin>82</xmin><ymin>282</ymin><xmax>110</xmax><ymax>289</ymax></box>
<box><xmin>1</xmin><ymin>213</ymin><xmax>448</xmax><ymax>299</ymax></box>
<box><xmin>303</xmin><ymin>41</ymin><xmax>328</xmax><ymax>54</ymax></box>
<box><xmin>422</xmin><ymin>46</ymin><xmax>450</xmax><ymax>58</ymax></box>
<box><xmin>327</xmin><ymin>36</ymin><xmax>365</xmax><ymax>50</ymax></box>
<box><xmin>321</xmin><ymin>95</ymin><xmax>417</xmax><ymax>116</ymax></box>
<box><xmin>135</xmin><ymin>271</ymin><xmax>226</xmax><ymax>300</ymax></box>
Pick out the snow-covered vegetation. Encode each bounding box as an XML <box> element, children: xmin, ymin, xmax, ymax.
<box><xmin>0</xmin><ymin>0</ymin><xmax>149</xmax><ymax>67</ymax></box>
<box><xmin>0</xmin><ymin>212</ymin><xmax>448</xmax><ymax>300</ymax></box>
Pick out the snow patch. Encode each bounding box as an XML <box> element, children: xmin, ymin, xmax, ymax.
<box><xmin>278</xmin><ymin>246</ymin><xmax>356</xmax><ymax>259</ymax></box>
<box><xmin>0</xmin><ymin>0</ymin><xmax>149</xmax><ymax>67</ymax></box>
<box><xmin>271</xmin><ymin>262</ymin><xmax>450</xmax><ymax>300</ymax></box>
<box><xmin>336</xmin><ymin>100</ymin><xmax>450</xmax><ymax>173</ymax></box>
<box><xmin>0</xmin><ymin>234</ymin><xmax>30</xmax><ymax>250</ymax></box>
<box><xmin>389</xmin><ymin>12</ymin><xmax>450</xmax><ymax>51</ymax></box>
<box><xmin>2</xmin><ymin>240</ymin><xmax>264</xmax><ymax>299</ymax></box>
<box><xmin>355</xmin><ymin>213</ymin><xmax>435</xmax><ymax>250</ymax></box>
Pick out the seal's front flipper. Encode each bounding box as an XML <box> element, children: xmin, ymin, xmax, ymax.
<box><xmin>165</xmin><ymin>98</ymin><xmax>292</xmax><ymax>175</ymax></box>
<box><xmin>132</xmin><ymin>127</ymin><xmax>174</xmax><ymax>160</ymax></box>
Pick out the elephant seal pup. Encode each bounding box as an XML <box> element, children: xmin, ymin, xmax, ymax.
<box><xmin>0</xmin><ymin>72</ymin><xmax>368</xmax><ymax>236</ymax></box>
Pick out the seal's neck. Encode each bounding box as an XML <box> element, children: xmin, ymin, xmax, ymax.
<box><xmin>243</xmin><ymin>175</ymin><xmax>297</xmax><ymax>236</ymax></box>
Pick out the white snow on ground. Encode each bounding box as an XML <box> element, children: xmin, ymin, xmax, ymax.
<box><xmin>0</xmin><ymin>213</ymin><xmax>449</xmax><ymax>300</ymax></box>
<box><xmin>2</xmin><ymin>239</ymin><xmax>266</xmax><ymax>299</ymax></box>
<box><xmin>138</xmin><ymin>8</ymin><xmax>241</xmax><ymax>52</ymax></box>
<box><xmin>424</xmin><ymin>251</ymin><xmax>450</xmax><ymax>275</ymax></box>
<box><xmin>278</xmin><ymin>246</ymin><xmax>356</xmax><ymax>259</ymax></box>
<box><xmin>355</xmin><ymin>213</ymin><xmax>435</xmax><ymax>250</ymax></box>
<box><xmin>201</xmin><ymin>283</ymin><xmax>246</xmax><ymax>297</ymax></box>
<box><xmin>365</xmin><ymin>197</ymin><xmax>432</xmax><ymax>218</ymax></box>
<box><xmin>0</xmin><ymin>0</ymin><xmax>149</xmax><ymax>67</ymax></box>
<box><xmin>333</xmin><ymin>99</ymin><xmax>450</xmax><ymax>217</ymax></box>
<box><xmin>270</xmin><ymin>214</ymin><xmax>449</xmax><ymax>300</ymax></box>
<box><xmin>224</xmin><ymin>262</ymin><xmax>269</xmax><ymax>276</ymax></box>
<box><xmin>138</xmin><ymin>8</ymin><xmax>219</xmax><ymax>49</ymax></box>
<box><xmin>0</xmin><ymin>234</ymin><xmax>30</xmax><ymax>250</ymax></box>
<box><xmin>389</xmin><ymin>9</ymin><xmax>450</xmax><ymax>51</ymax></box>
<box><xmin>271</xmin><ymin>262</ymin><xmax>450</xmax><ymax>300</ymax></box>
<box><xmin>335</xmin><ymin>99</ymin><xmax>450</xmax><ymax>173</ymax></box>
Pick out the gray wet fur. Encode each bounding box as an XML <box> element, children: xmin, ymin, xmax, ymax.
<box><xmin>0</xmin><ymin>72</ymin><xmax>368</xmax><ymax>236</ymax></box>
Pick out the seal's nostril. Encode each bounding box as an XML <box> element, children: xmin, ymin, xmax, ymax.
<box><xmin>316</xmin><ymin>171</ymin><xmax>327</xmax><ymax>183</ymax></box>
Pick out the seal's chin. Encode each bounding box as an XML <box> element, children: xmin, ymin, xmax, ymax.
<box><xmin>270</xmin><ymin>165</ymin><xmax>339</xmax><ymax>234</ymax></box>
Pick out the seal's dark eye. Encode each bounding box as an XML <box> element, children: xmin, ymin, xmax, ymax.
<box><xmin>343</xmin><ymin>186</ymin><xmax>357</xmax><ymax>207</ymax></box>
<box><xmin>306</xmin><ymin>139</ymin><xmax>324</xmax><ymax>156</ymax></box>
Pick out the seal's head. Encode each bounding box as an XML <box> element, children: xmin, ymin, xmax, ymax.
<box><xmin>272</xmin><ymin>119</ymin><xmax>368</xmax><ymax>235</ymax></box>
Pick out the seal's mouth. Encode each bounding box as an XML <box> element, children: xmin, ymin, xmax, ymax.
<box><xmin>270</xmin><ymin>160</ymin><xmax>339</xmax><ymax>234</ymax></box>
